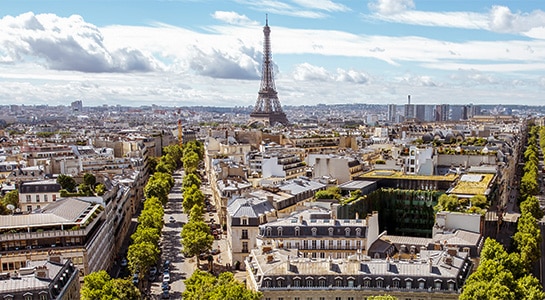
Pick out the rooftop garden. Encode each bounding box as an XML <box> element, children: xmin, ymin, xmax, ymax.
<box><xmin>449</xmin><ymin>173</ymin><xmax>494</xmax><ymax>196</ymax></box>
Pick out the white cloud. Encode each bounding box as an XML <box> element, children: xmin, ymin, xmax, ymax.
<box><xmin>366</xmin><ymin>3</ymin><xmax>545</xmax><ymax>38</ymax></box>
<box><xmin>368</xmin><ymin>0</ymin><xmax>414</xmax><ymax>15</ymax></box>
<box><xmin>292</xmin><ymin>63</ymin><xmax>369</xmax><ymax>83</ymax></box>
<box><xmin>233</xmin><ymin>0</ymin><xmax>328</xmax><ymax>18</ymax></box>
<box><xmin>291</xmin><ymin>0</ymin><xmax>350</xmax><ymax>12</ymax></box>
<box><xmin>0</xmin><ymin>12</ymin><xmax>161</xmax><ymax>73</ymax></box>
<box><xmin>211</xmin><ymin>11</ymin><xmax>259</xmax><ymax>26</ymax></box>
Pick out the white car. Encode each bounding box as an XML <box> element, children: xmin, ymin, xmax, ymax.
<box><xmin>163</xmin><ymin>272</ymin><xmax>170</xmax><ymax>283</ymax></box>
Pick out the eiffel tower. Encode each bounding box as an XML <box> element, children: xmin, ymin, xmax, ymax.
<box><xmin>249</xmin><ymin>16</ymin><xmax>289</xmax><ymax>127</ymax></box>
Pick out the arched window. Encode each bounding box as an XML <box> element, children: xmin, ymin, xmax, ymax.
<box><xmin>393</xmin><ymin>278</ymin><xmax>400</xmax><ymax>288</ymax></box>
<box><xmin>276</xmin><ymin>278</ymin><xmax>284</xmax><ymax>287</ymax></box>
<box><xmin>293</xmin><ymin>278</ymin><xmax>301</xmax><ymax>287</ymax></box>
<box><xmin>434</xmin><ymin>280</ymin><xmax>442</xmax><ymax>290</ymax></box>
<box><xmin>405</xmin><ymin>278</ymin><xmax>413</xmax><ymax>289</ymax></box>
<box><xmin>264</xmin><ymin>279</ymin><xmax>272</xmax><ymax>288</ymax></box>
<box><xmin>418</xmin><ymin>278</ymin><xmax>426</xmax><ymax>289</ymax></box>
<box><xmin>311</xmin><ymin>227</ymin><xmax>317</xmax><ymax>236</ymax></box>
<box><xmin>355</xmin><ymin>228</ymin><xmax>361</xmax><ymax>237</ymax></box>
<box><xmin>266</xmin><ymin>227</ymin><xmax>272</xmax><ymax>236</ymax></box>
<box><xmin>345</xmin><ymin>227</ymin><xmax>351</xmax><ymax>237</ymax></box>
<box><xmin>328</xmin><ymin>227</ymin><xmax>334</xmax><ymax>236</ymax></box>
<box><xmin>295</xmin><ymin>227</ymin><xmax>300</xmax><ymax>236</ymax></box>
<box><xmin>277</xmin><ymin>227</ymin><xmax>283</xmax><ymax>236</ymax></box>
<box><xmin>335</xmin><ymin>278</ymin><xmax>343</xmax><ymax>287</ymax></box>
<box><xmin>306</xmin><ymin>278</ymin><xmax>314</xmax><ymax>287</ymax></box>
<box><xmin>376</xmin><ymin>277</ymin><xmax>384</xmax><ymax>288</ymax></box>
<box><xmin>347</xmin><ymin>278</ymin><xmax>355</xmax><ymax>288</ymax></box>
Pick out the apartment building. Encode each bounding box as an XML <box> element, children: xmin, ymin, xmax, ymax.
<box><xmin>18</xmin><ymin>179</ymin><xmax>61</xmax><ymax>212</ymax></box>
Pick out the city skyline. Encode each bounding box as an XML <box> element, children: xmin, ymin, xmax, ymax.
<box><xmin>1</xmin><ymin>0</ymin><xmax>545</xmax><ymax>107</ymax></box>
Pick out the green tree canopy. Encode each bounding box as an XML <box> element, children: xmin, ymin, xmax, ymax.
<box><xmin>163</xmin><ymin>144</ymin><xmax>183</xmax><ymax>167</ymax></box>
<box><xmin>57</xmin><ymin>174</ymin><xmax>77</xmax><ymax>192</ymax></box>
<box><xmin>434</xmin><ymin>194</ymin><xmax>459</xmax><ymax>212</ymax></box>
<box><xmin>470</xmin><ymin>194</ymin><xmax>488</xmax><ymax>209</ymax></box>
<box><xmin>82</xmin><ymin>270</ymin><xmax>140</xmax><ymax>300</ymax></box>
<box><xmin>138</xmin><ymin>209</ymin><xmax>163</xmax><ymax>230</ymax></box>
<box><xmin>183</xmin><ymin>270</ymin><xmax>261</xmax><ymax>300</ymax></box>
<box><xmin>127</xmin><ymin>241</ymin><xmax>160</xmax><ymax>275</ymax></box>
<box><xmin>131</xmin><ymin>226</ymin><xmax>161</xmax><ymax>245</ymax></box>
<box><xmin>520</xmin><ymin>196</ymin><xmax>544</xmax><ymax>220</ymax></box>
<box><xmin>183</xmin><ymin>173</ymin><xmax>202</xmax><ymax>190</ymax></box>
<box><xmin>1</xmin><ymin>190</ymin><xmax>19</xmax><ymax>208</ymax></box>
<box><xmin>83</xmin><ymin>173</ymin><xmax>97</xmax><ymax>187</ymax></box>
<box><xmin>181</xmin><ymin>220</ymin><xmax>214</xmax><ymax>257</ymax></box>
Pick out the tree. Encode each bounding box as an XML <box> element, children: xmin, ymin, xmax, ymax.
<box><xmin>183</xmin><ymin>270</ymin><xmax>261</xmax><ymax>300</ymax></box>
<box><xmin>183</xmin><ymin>173</ymin><xmax>202</xmax><ymax>190</ymax></box>
<box><xmin>82</xmin><ymin>270</ymin><xmax>140</xmax><ymax>300</ymax></box>
<box><xmin>138</xmin><ymin>209</ymin><xmax>164</xmax><ymax>230</ymax></box>
<box><xmin>163</xmin><ymin>144</ymin><xmax>183</xmax><ymax>167</ymax></box>
<box><xmin>516</xmin><ymin>274</ymin><xmax>545</xmax><ymax>300</ymax></box>
<box><xmin>470</xmin><ymin>194</ymin><xmax>488</xmax><ymax>209</ymax></box>
<box><xmin>131</xmin><ymin>226</ymin><xmax>160</xmax><ymax>245</ymax></box>
<box><xmin>57</xmin><ymin>174</ymin><xmax>76</xmax><ymax>192</ymax></box>
<box><xmin>188</xmin><ymin>204</ymin><xmax>205</xmax><ymax>223</ymax></box>
<box><xmin>83</xmin><ymin>173</ymin><xmax>97</xmax><ymax>188</ymax></box>
<box><xmin>182</xmin><ymin>151</ymin><xmax>200</xmax><ymax>174</ymax></box>
<box><xmin>144</xmin><ymin>178</ymin><xmax>170</xmax><ymax>205</ymax></box>
<box><xmin>183</xmin><ymin>186</ymin><xmax>205</xmax><ymax>213</ymax></box>
<box><xmin>520</xmin><ymin>196</ymin><xmax>544</xmax><ymax>220</ymax></box>
<box><xmin>127</xmin><ymin>241</ymin><xmax>160</xmax><ymax>276</ymax></box>
<box><xmin>434</xmin><ymin>194</ymin><xmax>459</xmax><ymax>212</ymax></box>
<box><xmin>181</xmin><ymin>220</ymin><xmax>214</xmax><ymax>257</ymax></box>
<box><xmin>1</xmin><ymin>190</ymin><xmax>19</xmax><ymax>208</ymax></box>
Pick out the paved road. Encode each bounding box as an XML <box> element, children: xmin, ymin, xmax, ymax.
<box><xmin>150</xmin><ymin>170</ymin><xmax>193</xmax><ymax>300</ymax></box>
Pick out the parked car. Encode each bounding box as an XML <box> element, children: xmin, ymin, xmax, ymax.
<box><xmin>149</xmin><ymin>266</ymin><xmax>158</xmax><ymax>276</ymax></box>
<box><xmin>210</xmin><ymin>248</ymin><xmax>221</xmax><ymax>255</ymax></box>
<box><xmin>169</xmin><ymin>216</ymin><xmax>175</xmax><ymax>223</ymax></box>
<box><xmin>162</xmin><ymin>271</ymin><xmax>170</xmax><ymax>283</ymax></box>
<box><xmin>132</xmin><ymin>273</ymin><xmax>139</xmax><ymax>285</ymax></box>
<box><xmin>161</xmin><ymin>290</ymin><xmax>170</xmax><ymax>299</ymax></box>
<box><xmin>161</xmin><ymin>281</ymin><xmax>170</xmax><ymax>291</ymax></box>
<box><xmin>163</xmin><ymin>260</ymin><xmax>171</xmax><ymax>271</ymax></box>
<box><xmin>120</xmin><ymin>258</ymin><xmax>128</xmax><ymax>267</ymax></box>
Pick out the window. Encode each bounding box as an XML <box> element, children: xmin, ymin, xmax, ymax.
<box><xmin>27</xmin><ymin>205</ymin><xmax>32</xmax><ymax>212</ymax></box>
<box><xmin>335</xmin><ymin>297</ymin><xmax>341</xmax><ymax>300</ymax></box>
<box><xmin>348</xmin><ymin>298</ymin><xmax>354</xmax><ymax>300</ymax></box>
<box><xmin>347</xmin><ymin>279</ymin><xmax>354</xmax><ymax>287</ymax></box>
<box><xmin>328</xmin><ymin>227</ymin><xmax>334</xmax><ymax>236</ymax></box>
<box><xmin>306</xmin><ymin>279</ymin><xmax>313</xmax><ymax>287</ymax></box>
<box><xmin>276</xmin><ymin>279</ymin><xmax>284</xmax><ymax>287</ymax></box>
<box><xmin>335</xmin><ymin>278</ymin><xmax>343</xmax><ymax>287</ymax></box>
<box><xmin>35</xmin><ymin>195</ymin><xmax>40</xmax><ymax>202</ymax></box>
<box><xmin>44</xmin><ymin>195</ymin><xmax>48</xmax><ymax>202</ymax></box>
<box><xmin>320</xmin><ymin>240</ymin><xmax>325</xmax><ymax>249</ymax></box>
<box><xmin>364</xmin><ymin>279</ymin><xmax>370</xmax><ymax>287</ymax></box>
<box><xmin>295</xmin><ymin>227</ymin><xmax>300</xmax><ymax>236</ymax></box>
<box><xmin>356</xmin><ymin>240</ymin><xmax>361</xmax><ymax>249</ymax></box>
<box><xmin>303</xmin><ymin>240</ymin><xmax>308</xmax><ymax>249</ymax></box>
<box><xmin>329</xmin><ymin>240</ymin><xmax>334</xmax><ymax>249</ymax></box>
<box><xmin>242</xmin><ymin>242</ymin><xmax>248</xmax><ymax>253</ymax></box>
<box><xmin>393</xmin><ymin>279</ymin><xmax>400</xmax><ymax>288</ymax></box>
<box><xmin>434</xmin><ymin>281</ymin><xmax>442</xmax><ymax>290</ymax></box>
<box><xmin>376</xmin><ymin>279</ymin><xmax>383</xmax><ymax>288</ymax></box>
<box><xmin>293</xmin><ymin>279</ymin><xmax>301</xmax><ymax>287</ymax></box>
<box><xmin>52</xmin><ymin>194</ymin><xmax>57</xmax><ymax>201</ymax></box>
<box><xmin>24</xmin><ymin>295</ymin><xmax>32</xmax><ymax>300</ymax></box>
<box><xmin>312</xmin><ymin>240</ymin><xmax>317</xmax><ymax>249</ymax></box>
<box><xmin>242</xmin><ymin>229</ymin><xmax>248</xmax><ymax>239</ymax></box>
<box><xmin>318</xmin><ymin>278</ymin><xmax>326</xmax><ymax>287</ymax></box>
<box><xmin>264</xmin><ymin>279</ymin><xmax>271</xmax><ymax>287</ymax></box>
<box><xmin>448</xmin><ymin>282</ymin><xmax>455</xmax><ymax>291</ymax></box>
<box><xmin>345</xmin><ymin>227</ymin><xmax>350</xmax><ymax>237</ymax></box>
<box><xmin>36</xmin><ymin>205</ymin><xmax>40</xmax><ymax>210</ymax></box>
<box><xmin>278</xmin><ymin>298</ymin><xmax>284</xmax><ymax>300</ymax></box>
<box><xmin>406</xmin><ymin>280</ymin><xmax>412</xmax><ymax>289</ymax></box>
<box><xmin>419</xmin><ymin>280</ymin><xmax>425</xmax><ymax>289</ymax></box>
<box><xmin>241</xmin><ymin>218</ymin><xmax>248</xmax><ymax>225</ymax></box>
<box><xmin>319</xmin><ymin>298</ymin><xmax>325</xmax><ymax>300</ymax></box>
<box><xmin>295</xmin><ymin>298</ymin><xmax>300</xmax><ymax>300</ymax></box>
<box><xmin>40</xmin><ymin>295</ymin><xmax>47</xmax><ymax>300</ymax></box>
<box><xmin>278</xmin><ymin>227</ymin><xmax>283</xmax><ymax>236</ymax></box>
<box><xmin>311</xmin><ymin>227</ymin><xmax>317</xmax><ymax>236</ymax></box>
<box><xmin>26</xmin><ymin>195</ymin><xmax>31</xmax><ymax>202</ymax></box>
<box><xmin>266</xmin><ymin>227</ymin><xmax>272</xmax><ymax>236</ymax></box>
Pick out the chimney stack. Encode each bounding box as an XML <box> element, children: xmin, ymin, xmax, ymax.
<box><xmin>408</xmin><ymin>95</ymin><xmax>411</xmax><ymax>105</ymax></box>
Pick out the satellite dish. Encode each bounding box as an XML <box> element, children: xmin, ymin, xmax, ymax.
<box><xmin>6</xmin><ymin>204</ymin><xmax>15</xmax><ymax>211</ymax></box>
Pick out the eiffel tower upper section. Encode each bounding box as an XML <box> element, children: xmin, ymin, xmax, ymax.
<box><xmin>249</xmin><ymin>16</ymin><xmax>289</xmax><ymax>127</ymax></box>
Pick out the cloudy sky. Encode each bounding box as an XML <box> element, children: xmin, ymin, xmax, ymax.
<box><xmin>1</xmin><ymin>0</ymin><xmax>545</xmax><ymax>107</ymax></box>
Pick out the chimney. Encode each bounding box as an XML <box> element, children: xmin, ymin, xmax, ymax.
<box><xmin>48</xmin><ymin>251</ymin><xmax>62</xmax><ymax>264</ymax></box>
<box><xmin>428</xmin><ymin>257</ymin><xmax>433</xmax><ymax>273</ymax></box>
<box><xmin>386</xmin><ymin>256</ymin><xmax>393</xmax><ymax>272</ymax></box>
<box><xmin>299</xmin><ymin>215</ymin><xmax>304</xmax><ymax>224</ymax></box>
<box><xmin>35</xmin><ymin>265</ymin><xmax>49</xmax><ymax>279</ymax></box>
<box><xmin>286</xmin><ymin>255</ymin><xmax>291</xmax><ymax>272</ymax></box>
<box><xmin>408</xmin><ymin>95</ymin><xmax>411</xmax><ymax>105</ymax></box>
<box><xmin>446</xmin><ymin>247</ymin><xmax>457</xmax><ymax>257</ymax></box>
<box><xmin>328</xmin><ymin>255</ymin><xmax>334</xmax><ymax>271</ymax></box>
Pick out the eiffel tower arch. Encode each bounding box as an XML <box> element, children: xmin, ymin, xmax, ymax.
<box><xmin>248</xmin><ymin>16</ymin><xmax>289</xmax><ymax>127</ymax></box>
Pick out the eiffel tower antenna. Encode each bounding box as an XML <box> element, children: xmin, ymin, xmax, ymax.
<box><xmin>248</xmin><ymin>15</ymin><xmax>289</xmax><ymax>127</ymax></box>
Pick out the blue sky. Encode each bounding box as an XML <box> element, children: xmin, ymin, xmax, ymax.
<box><xmin>1</xmin><ymin>0</ymin><xmax>545</xmax><ymax>107</ymax></box>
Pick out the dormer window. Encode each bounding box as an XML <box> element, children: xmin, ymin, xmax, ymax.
<box><xmin>295</xmin><ymin>227</ymin><xmax>300</xmax><ymax>236</ymax></box>
<box><xmin>345</xmin><ymin>227</ymin><xmax>351</xmax><ymax>237</ymax></box>
<box><xmin>277</xmin><ymin>227</ymin><xmax>283</xmax><ymax>236</ymax></box>
<box><xmin>241</xmin><ymin>217</ymin><xmax>248</xmax><ymax>226</ymax></box>
<box><xmin>266</xmin><ymin>227</ymin><xmax>272</xmax><ymax>236</ymax></box>
<box><xmin>328</xmin><ymin>227</ymin><xmax>334</xmax><ymax>236</ymax></box>
<box><xmin>355</xmin><ymin>228</ymin><xmax>361</xmax><ymax>237</ymax></box>
<box><xmin>311</xmin><ymin>227</ymin><xmax>317</xmax><ymax>236</ymax></box>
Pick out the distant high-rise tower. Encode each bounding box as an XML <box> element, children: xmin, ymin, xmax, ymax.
<box><xmin>249</xmin><ymin>16</ymin><xmax>289</xmax><ymax>127</ymax></box>
<box><xmin>387</xmin><ymin>104</ymin><xmax>397</xmax><ymax>123</ymax></box>
<box><xmin>404</xmin><ymin>95</ymin><xmax>415</xmax><ymax>120</ymax></box>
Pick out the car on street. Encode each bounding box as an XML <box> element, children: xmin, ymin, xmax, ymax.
<box><xmin>210</xmin><ymin>248</ymin><xmax>221</xmax><ymax>255</ymax></box>
<box><xmin>120</xmin><ymin>258</ymin><xmax>128</xmax><ymax>267</ymax></box>
<box><xmin>161</xmin><ymin>290</ymin><xmax>170</xmax><ymax>299</ymax></box>
<box><xmin>132</xmin><ymin>273</ymin><xmax>139</xmax><ymax>285</ymax></box>
<box><xmin>162</xmin><ymin>271</ymin><xmax>170</xmax><ymax>283</ymax></box>
<box><xmin>161</xmin><ymin>281</ymin><xmax>170</xmax><ymax>291</ymax></box>
<box><xmin>169</xmin><ymin>216</ymin><xmax>175</xmax><ymax>223</ymax></box>
<box><xmin>163</xmin><ymin>260</ymin><xmax>170</xmax><ymax>271</ymax></box>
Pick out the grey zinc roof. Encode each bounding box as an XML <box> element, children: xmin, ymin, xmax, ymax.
<box><xmin>0</xmin><ymin>197</ymin><xmax>100</xmax><ymax>229</ymax></box>
<box><xmin>227</xmin><ymin>197</ymin><xmax>275</xmax><ymax>218</ymax></box>
<box><xmin>278</xmin><ymin>178</ymin><xmax>325</xmax><ymax>195</ymax></box>
<box><xmin>252</xmin><ymin>247</ymin><xmax>469</xmax><ymax>279</ymax></box>
<box><xmin>433</xmin><ymin>230</ymin><xmax>482</xmax><ymax>246</ymax></box>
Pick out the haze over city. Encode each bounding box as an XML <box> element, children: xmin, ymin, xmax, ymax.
<box><xmin>1</xmin><ymin>0</ymin><xmax>545</xmax><ymax>107</ymax></box>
